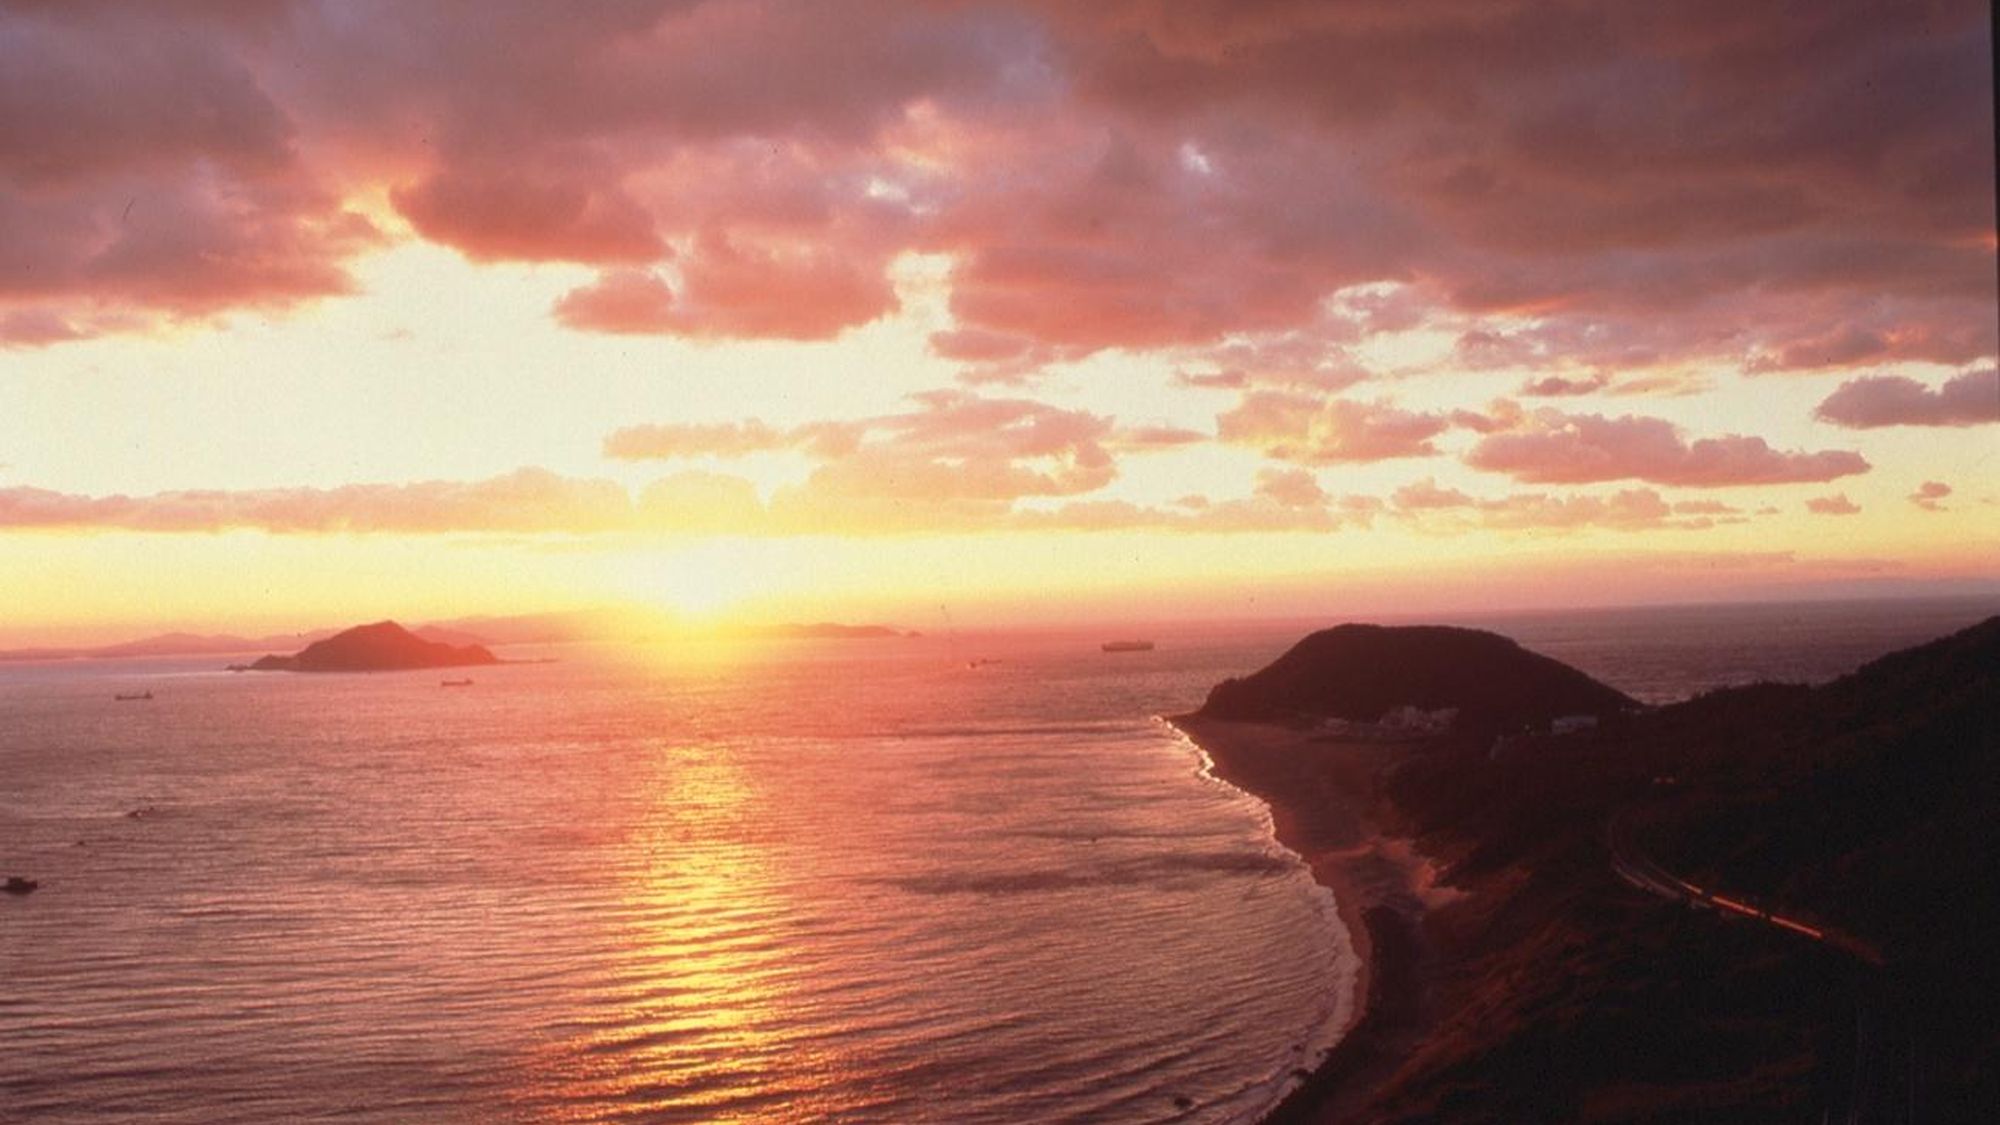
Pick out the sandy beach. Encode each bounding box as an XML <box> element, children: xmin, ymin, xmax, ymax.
<box><xmin>1172</xmin><ymin>716</ymin><xmax>1449</xmax><ymax>1125</ymax></box>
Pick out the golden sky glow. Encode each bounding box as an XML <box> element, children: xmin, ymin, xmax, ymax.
<box><xmin>1</xmin><ymin>3</ymin><xmax>1994</xmax><ymax>644</ymax></box>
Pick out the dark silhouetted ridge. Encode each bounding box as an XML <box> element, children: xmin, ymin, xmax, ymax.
<box><xmin>1198</xmin><ymin>623</ymin><xmax>1635</xmax><ymax>733</ymax></box>
<box><xmin>1193</xmin><ymin>613</ymin><xmax>2000</xmax><ymax>1123</ymax></box>
<box><xmin>245</xmin><ymin>621</ymin><xmax>498</xmax><ymax>673</ymax></box>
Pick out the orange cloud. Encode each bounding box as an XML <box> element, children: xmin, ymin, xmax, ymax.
<box><xmin>1253</xmin><ymin>467</ymin><xmax>1326</xmax><ymax>508</ymax></box>
<box><xmin>603</xmin><ymin>420</ymin><xmax>795</xmax><ymax>460</ymax></box>
<box><xmin>633</xmin><ymin>470</ymin><xmax>768</xmax><ymax>533</ymax></box>
<box><xmin>1107</xmin><ymin>424</ymin><xmax>1208</xmax><ymax>451</ymax></box>
<box><xmin>1217</xmin><ymin>392</ymin><xmax>1447</xmax><ymax>464</ymax></box>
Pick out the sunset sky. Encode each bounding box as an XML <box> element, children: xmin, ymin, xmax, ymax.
<box><xmin>1</xmin><ymin>1</ymin><xmax>1994</xmax><ymax>643</ymax></box>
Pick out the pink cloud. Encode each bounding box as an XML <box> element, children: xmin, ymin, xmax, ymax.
<box><xmin>1173</xmin><ymin>334</ymin><xmax>1372</xmax><ymax>394</ymax></box>
<box><xmin>0</xmin><ymin>309</ymin><xmax>84</xmax><ymax>348</ymax></box>
<box><xmin>1012</xmin><ymin>479</ymin><xmax>1389</xmax><ymax>535</ymax></box>
<box><xmin>0</xmin><ymin>5</ymin><xmax>379</xmax><ymax>330</ymax></box>
<box><xmin>1909</xmin><ymin>480</ymin><xmax>1952</xmax><ymax>511</ymax></box>
<box><xmin>930</xmin><ymin>327</ymin><xmax>1038</xmax><ymax>364</ymax></box>
<box><xmin>1176</xmin><ymin>370</ymin><xmax>1250</xmax><ymax>390</ymax></box>
<box><xmin>1391</xmin><ymin>478</ymin><xmax>1476</xmax><ymax>511</ymax></box>
<box><xmin>391</xmin><ymin>165</ymin><xmax>665</xmax><ymax>264</ymax></box>
<box><xmin>1455</xmin><ymin>329</ymin><xmax>1541</xmax><ymax>371</ymax></box>
<box><xmin>0</xmin><ymin>465</ymin><xmax>1351</xmax><ymax>539</ymax></box>
<box><xmin>1217</xmin><ymin>392</ymin><xmax>1447</xmax><ymax>464</ymax></box>
<box><xmin>1474</xmin><ymin>491</ymin><xmax>1682</xmax><ymax>532</ymax></box>
<box><xmin>1518</xmin><ymin>374</ymin><xmax>1610</xmax><ymax>397</ymax></box>
<box><xmin>608</xmin><ymin>392</ymin><xmax>1116</xmax><ymax>474</ymax></box>
<box><xmin>1814</xmin><ymin>369</ymin><xmax>1998</xmax><ymax>429</ymax></box>
<box><xmin>606</xmin><ymin>390</ymin><xmax>1121</xmax><ymax>533</ymax></box>
<box><xmin>1253</xmin><ymin>468</ymin><xmax>1326</xmax><ymax>508</ymax></box>
<box><xmin>0</xmin><ymin>0</ymin><xmax>1989</xmax><ymax>375</ymax></box>
<box><xmin>1007</xmin><ymin>496</ymin><xmax>1344</xmax><ymax>534</ymax></box>
<box><xmin>1448</xmin><ymin>399</ymin><xmax>1527</xmax><ymax>435</ymax></box>
<box><xmin>1671</xmin><ymin>499</ymin><xmax>1739</xmax><ymax>516</ymax></box>
<box><xmin>1386</xmin><ymin>477</ymin><xmax>1742</xmax><ymax>532</ymax></box>
<box><xmin>1806</xmin><ymin>494</ymin><xmax>1861</xmax><ymax>516</ymax></box>
<box><xmin>1465</xmin><ymin>408</ymin><xmax>1870</xmax><ymax>487</ymax></box>
<box><xmin>916</xmin><ymin>116</ymin><xmax>1419</xmax><ymax>363</ymax></box>
<box><xmin>0</xmin><ymin>469</ymin><xmax>633</xmax><ymax>535</ymax></box>
<box><xmin>1749</xmin><ymin>326</ymin><xmax>1891</xmax><ymax>372</ymax></box>
<box><xmin>549</xmin><ymin>271</ymin><xmax>677</xmax><ymax>336</ymax></box>
<box><xmin>556</xmin><ymin>235</ymin><xmax>897</xmax><ymax>340</ymax></box>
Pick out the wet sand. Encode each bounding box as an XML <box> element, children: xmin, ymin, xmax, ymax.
<box><xmin>1172</xmin><ymin>716</ymin><xmax>1444</xmax><ymax>1125</ymax></box>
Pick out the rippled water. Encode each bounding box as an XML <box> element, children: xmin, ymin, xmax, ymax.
<box><xmin>1457</xmin><ymin>596</ymin><xmax>1998</xmax><ymax>704</ymax></box>
<box><xmin>1</xmin><ymin>630</ymin><xmax>1352</xmax><ymax>1124</ymax></box>
<box><xmin>3</xmin><ymin>597</ymin><xmax>1990</xmax><ymax>1122</ymax></box>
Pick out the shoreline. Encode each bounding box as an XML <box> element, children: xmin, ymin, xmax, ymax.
<box><xmin>1171</xmin><ymin>714</ymin><xmax>1443</xmax><ymax>1125</ymax></box>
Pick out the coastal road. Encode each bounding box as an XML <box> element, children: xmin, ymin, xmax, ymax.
<box><xmin>1606</xmin><ymin>808</ymin><xmax>1912</xmax><ymax>1124</ymax></box>
<box><xmin>1604</xmin><ymin>806</ymin><xmax>1883</xmax><ymax>966</ymax></box>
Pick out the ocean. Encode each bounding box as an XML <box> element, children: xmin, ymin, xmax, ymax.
<box><xmin>1</xmin><ymin>597</ymin><xmax>1991</xmax><ymax>1123</ymax></box>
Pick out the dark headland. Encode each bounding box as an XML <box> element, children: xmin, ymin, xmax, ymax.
<box><xmin>1178</xmin><ymin>617</ymin><xmax>1999</xmax><ymax>1124</ymax></box>
<box><xmin>1201</xmin><ymin>623</ymin><xmax>1636</xmax><ymax>734</ymax></box>
<box><xmin>234</xmin><ymin>621</ymin><xmax>500</xmax><ymax>673</ymax></box>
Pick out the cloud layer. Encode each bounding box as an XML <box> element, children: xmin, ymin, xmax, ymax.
<box><xmin>1</xmin><ymin>0</ymin><xmax>1989</xmax><ymax>372</ymax></box>
<box><xmin>1465</xmin><ymin>408</ymin><xmax>1869</xmax><ymax>487</ymax></box>
<box><xmin>0</xmin><ymin>462</ymin><xmax>1767</xmax><ymax>542</ymax></box>
<box><xmin>2</xmin><ymin>0</ymin><xmax>1992</xmax><ymax>598</ymax></box>
<box><xmin>0</xmin><ymin>469</ymin><xmax>631</xmax><ymax>534</ymax></box>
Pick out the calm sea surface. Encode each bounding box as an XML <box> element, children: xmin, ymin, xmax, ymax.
<box><xmin>1</xmin><ymin>597</ymin><xmax>1992</xmax><ymax>1123</ymax></box>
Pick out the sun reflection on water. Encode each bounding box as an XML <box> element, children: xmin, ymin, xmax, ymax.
<box><xmin>525</xmin><ymin>740</ymin><xmax>870</xmax><ymax>1123</ymax></box>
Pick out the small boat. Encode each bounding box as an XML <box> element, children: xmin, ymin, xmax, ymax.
<box><xmin>114</xmin><ymin>691</ymin><xmax>153</xmax><ymax>702</ymax></box>
<box><xmin>440</xmin><ymin>678</ymin><xmax>474</xmax><ymax>688</ymax></box>
<box><xmin>4</xmin><ymin>876</ymin><xmax>38</xmax><ymax>896</ymax></box>
<box><xmin>1100</xmin><ymin>640</ymin><xmax>1155</xmax><ymax>653</ymax></box>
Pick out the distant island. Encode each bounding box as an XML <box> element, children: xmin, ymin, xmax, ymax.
<box><xmin>0</xmin><ymin>629</ymin><xmax>338</xmax><ymax>663</ymax></box>
<box><xmin>748</xmin><ymin>623</ymin><xmax>920</xmax><ymax>640</ymax></box>
<box><xmin>1177</xmin><ymin>617</ymin><xmax>2000</xmax><ymax>1122</ymax></box>
<box><xmin>233</xmin><ymin>621</ymin><xmax>500</xmax><ymax>673</ymax></box>
<box><xmin>3</xmin><ymin>609</ymin><xmax>920</xmax><ymax>662</ymax></box>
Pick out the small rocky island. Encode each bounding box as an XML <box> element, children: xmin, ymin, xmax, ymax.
<box><xmin>233</xmin><ymin>621</ymin><xmax>500</xmax><ymax>673</ymax></box>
